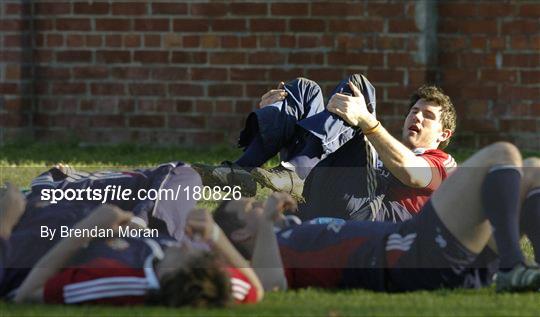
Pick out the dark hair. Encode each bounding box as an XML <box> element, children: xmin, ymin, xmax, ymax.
<box><xmin>147</xmin><ymin>252</ymin><xmax>230</xmax><ymax>308</ymax></box>
<box><xmin>408</xmin><ymin>85</ymin><xmax>457</xmax><ymax>149</ymax></box>
<box><xmin>212</xmin><ymin>201</ymin><xmax>251</xmax><ymax>259</ymax></box>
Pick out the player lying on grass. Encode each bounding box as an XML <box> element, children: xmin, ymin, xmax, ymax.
<box><xmin>2</xmin><ymin>190</ymin><xmax>263</xmax><ymax>306</ymax></box>
<box><xmin>194</xmin><ymin>74</ymin><xmax>377</xmax><ymax>199</ymax></box>
<box><xmin>214</xmin><ymin>142</ymin><xmax>540</xmax><ymax>292</ymax></box>
<box><xmin>195</xmin><ymin>75</ymin><xmax>457</xmax><ymax>223</ymax></box>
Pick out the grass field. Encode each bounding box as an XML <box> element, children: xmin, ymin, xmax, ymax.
<box><xmin>1</xmin><ymin>142</ymin><xmax>539</xmax><ymax>317</ymax></box>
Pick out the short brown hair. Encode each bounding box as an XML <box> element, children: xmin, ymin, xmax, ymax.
<box><xmin>148</xmin><ymin>252</ymin><xmax>231</xmax><ymax>308</ymax></box>
<box><xmin>408</xmin><ymin>85</ymin><xmax>457</xmax><ymax>149</ymax></box>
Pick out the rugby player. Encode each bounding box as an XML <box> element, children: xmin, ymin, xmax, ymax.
<box><xmin>6</xmin><ymin>202</ymin><xmax>263</xmax><ymax>306</ymax></box>
<box><xmin>214</xmin><ymin>142</ymin><xmax>540</xmax><ymax>292</ymax></box>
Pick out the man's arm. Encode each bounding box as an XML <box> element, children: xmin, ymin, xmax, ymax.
<box><xmin>0</xmin><ymin>183</ymin><xmax>27</xmax><ymax>241</ymax></box>
<box><xmin>327</xmin><ymin>82</ymin><xmax>432</xmax><ymax>188</ymax></box>
<box><xmin>186</xmin><ymin>209</ymin><xmax>264</xmax><ymax>302</ymax></box>
<box><xmin>14</xmin><ymin>205</ymin><xmax>132</xmax><ymax>303</ymax></box>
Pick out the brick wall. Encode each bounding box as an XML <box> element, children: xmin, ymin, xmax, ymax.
<box><xmin>0</xmin><ymin>1</ymin><xmax>539</xmax><ymax>149</ymax></box>
<box><xmin>438</xmin><ymin>1</ymin><xmax>540</xmax><ymax>149</ymax></box>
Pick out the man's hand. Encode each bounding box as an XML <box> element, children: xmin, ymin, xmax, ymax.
<box><xmin>0</xmin><ymin>182</ymin><xmax>27</xmax><ymax>239</ymax></box>
<box><xmin>262</xmin><ymin>192</ymin><xmax>297</xmax><ymax>222</ymax></box>
<box><xmin>326</xmin><ymin>81</ymin><xmax>372</xmax><ymax>128</ymax></box>
<box><xmin>259</xmin><ymin>82</ymin><xmax>287</xmax><ymax>108</ymax></box>
<box><xmin>185</xmin><ymin>208</ymin><xmax>216</xmax><ymax>242</ymax></box>
<box><xmin>75</xmin><ymin>204</ymin><xmax>132</xmax><ymax>233</ymax></box>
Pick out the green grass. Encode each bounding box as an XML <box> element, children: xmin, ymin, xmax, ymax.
<box><xmin>1</xmin><ymin>142</ymin><xmax>539</xmax><ymax>317</ymax></box>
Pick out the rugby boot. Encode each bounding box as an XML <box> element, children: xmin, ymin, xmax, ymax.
<box><xmin>192</xmin><ymin>161</ymin><xmax>257</xmax><ymax>197</ymax></box>
<box><xmin>251</xmin><ymin>164</ymin><xmax>304</xmax><ymax>202</ymax></box>
<box><xmin>495</xmin><ymin>263</ymin><xmax>540</xmax><ymax>292</ymax></box>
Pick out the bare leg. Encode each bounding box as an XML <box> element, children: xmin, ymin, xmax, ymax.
<box><xmin>431</xmin><ymin>142</ymin><xmax>522</xmax><ymax>253</ymax></box>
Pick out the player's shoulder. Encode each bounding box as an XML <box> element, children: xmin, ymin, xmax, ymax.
<box><xmin>414</xmin><ymin>148</ymin><xmax>456</xmax><ymax>168</ymax></box>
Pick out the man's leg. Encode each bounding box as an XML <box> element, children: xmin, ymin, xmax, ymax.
<box><xmin>520</xmin><ymin>158</ymin><xmax>540</xmax><ymax>262</ymax></box>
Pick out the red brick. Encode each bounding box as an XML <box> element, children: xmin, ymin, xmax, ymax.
<box><xmin>470</xmin><ymin>36</ymin><xmax>487</xmax><ymax>49</ymax></box>
<box><xmin>95</xmin><ymin>19</ymin><xmax>131</xmax><ymax>31</ymax></box>
<box><xmin>111</xmin><ymin>67</ymin><xmax>150</xmax><ymax>80</ymax></box>
<box><xmin>182</xmin><ymin>35</ymin><xmax>200</xmax><ymax>47</ymax></box>
<box><xmin>66</xmin><ymin>34</ymin><xmax>85</xmax><ymax>47</ymax></box>
<box><xmin>74</xmin><ymin>2</ymin><xmax>109</xmax><ymax>14</ymax></box>
<box><xmin>46</xmin><ymin>34</ymin><xmax>63</xmax><ymax>47</ymax></box>
<box><xmin>56</xmin><ymin>18</ymin><xmax>91</xmax><ymax>31</ymax></box>
<box><xmin>91</xmin><ymin>83</ymin><xmax>125</xmax><ymax>95</ymax></box>
<box><xmin>212</xmin><ymin>19</ymin><xmax>246</xmax><ymax>31</ymax></box>
<box><xmin>367</xmin><ymin>69</ymin><xmax>403</xmax><ymax>84</ymax></box>
<box><xmin>194</xmin><ymin>100</ymin><xmax>213</xmax><ymax>113</ymax></box>
<box><xmin>245</xmin><ymin>84</ymin><xmax>269</xmax><ymax>97</ymax></box>
<box><xmin>0</xmin><ymin>83</ymin><xmax>19</xmax><ymax>94</ymax></box>
<box><xmin>240</xmin><ymin>36</ymin><xmax>257</xmax><ymax>48</ymax></box>
<box><xmin>518</xmin><ymin>4</ymin><xmax>540</xmax><ymax>17</ymax></box>
<box><xmin>271</xmin><ymin>3</ymin><xmax>308</xmax><ymax>16</ymax></box>
<box><xmin>438</xmin><ymin>3</ymin><xmax>477</xmax><ymax>17</ymax></box>
<box><xmin>389</xmin><ymin>19</ymin><xmax>418</xmax><ymax>33</ymax></box>
<box><xmin>251</xmin><ymin>19</ymin><xmax>286</xmax><ymax>32</ymax></box>
<box><xmin>460</xmin><ymin>86</ymin><xmax>498</xmax><ymax>99</ymax></box>
<box><xmin>375</xmin><ymin>36</ymin><xmax>406</xmax><ymax>50</ymax></box>
<box><xmin>500</xmin><ymin>86</ymin><xmax>540</xmax><ymax>101</ymax></box>
<box><xmin>122</xmin><ymin>34</ymin><xmax>140</xmax><ymax>48</ymax></box>
<box><xmin>191</xmin><ymin>3</ymin><xmax>228</xmax><ymax>16</ymax></box>
<box><xmin>34</xmin><ymin>2</ymin><xmax>71</xmax><ymax>15</ymax></box>
<box><xmin>329</xmin><ymin>19</ymin><xmax>384</xmax><ymax>33</ymax></box>
<box><xmin>480</xmin><ymin>70</ymin><xmax>517</xmax><ymax>83</ymax></box>
<box><xmin>129</xmin><ymin>115</ymin><xmax>164</xmax><ymax>128</ymax></box>
<box><xmin>306</xmin><ymin>68</ymin><xmax>343</xmax><ymax>82</ymax></box>
<box><xmin>236</xmin><ymin>100</ymin><xmax>255</xmax><ymax>113</ymax></box>
<box><xmin>215</xmin><ymin>101</ymin><xmax>235</xmax><ymax>113</ymax></box>
<box><xmin>189</xmin><ymin>132</ymin><xmax>225</xmax><ymax>145</ymax></box>
<box><xmin>134</xmin><ymin>19</ymin><xmax>170</xmax><ymax>31</ymax></box>
<box><xmin>267</xmin><ymin>68</ymin><xmax>304</xmax><ymax>81</ymax></box>
<box><xmin>5</xmin><ymin>3</ymin><xmax>27</xmax><ymax>15</ymax></box>
<box><xmin>0</xmin><ymin>19</ymin><xmax>26</xmax><ymax>31</ymax></box>
<box><xmin>89</xmin><ymin>115</ymin><xmax>125</xmax><ymax>128</ymax></box>
<box><xmin>73</xmin><ymin>67</ymin><xmax>108</xmax><ymax>79</ymax></box>
<box><xmin>208</xmin><ymin>115</ymin><xmax>243</xmax><ymax>130</ymax></box>
<box><xmin>151</xmin><ymin>67</ymin><xmax>189</xmax><ymax>80</ymax></box>
<box><xmin>134</xmin><ymin>51</ymin><xmax>169</xmax><ymax>64</ymax></box>
<box><xmin>86</xmin><ymin>35</ymin><xmax>102</xmax><ymax>47</ymax></box>
<box><xmin>521</xmin><ymin>71</ymin><xmax>540</xmax><ymax>84</ymax></box>
<box><xmin>289</xmin><ymin>19</ymin><xmax>325</xmax><ymax>32</ymax></box>
<box><xmin>35</xmin><ymin>66</ymin><xmax>70</xmax><ymax>80</ymax></box>
<box><xmin>208</xmin><ymin>84</ymin><xmax>243</xmax><ymax>97</ymax></box>
<box><xmin>289</xmin><ymin>52</ymin><xmax>323</xmax><ymax>65</ymax></box>
<box><xmin>500</xmin><ymin>119</ymin><xmax>537</xmax><ymax>133</ymax></box>
<box><xmin>112</xmin><ymin>3</ymin><xmax>147</xmax><ymax>15</ymax></box>
<box><xmin>176</xmin><ymin>100</ymin><xmax>193</xmax><ymax>113</ymax></box>
<box><xmin>191</xmin><ymin>68</ymin><xmax>228</xmax><ymax>81</ymax></box>
<box><xmin>248</xmin><ymin>52</ymin><xmax>286</xmax><ymax>64</ymax></box>
<box><xmin>279</xmin><ymin>35</ymin><xmax>295</xmax><ymax>48</ymax></box>
<box><xmin>502</xmin><ymin>20</ymin><xmax>539</xmax><ymax>34</ymax></box>
<box><xmin>96</xmin><ymin>50</ymin><xmax>131</xmax><ymax>63</ymax></box>
<box><xmin>311</xmin><ymin>2</ymin><xmax>363</xmax><ymax>16</ymax></box>
<box><xmin>209</xmin><ymin>52</ymin><xmax>246</xmax><ymax>64</ymax></box>
<box><xmin>105</xmin><ymin>35</ymin><xmax>121</xmax><ymax>47</ymax></box>
<box><xmin>260</xmin><ymin>35</ymin><xmax>277</xmax><ymax>48</ymax></box>
<box><xmin>230</xmin><ymin>68</ymin><xmax>267</xmax><ymax>81</ymax></box>
<box><xmin>56</xmin><ymin>50</ymin><xmax>92</xmax><ymax>63</ymax></box>
<box><xmin>441</xmin><ymin>69</ymin><xmax>477</xmax><ymax>84</ymax></box>
<box><xmin>461</xmin><ymin>53</ymin><xmax>496</xmax><ymax>67</ymax></box>
<box><xmin>152</xmin><ymin>3</ymin><xmax>187</xmax><ymax>14</ymax></box>
<box><xmin>230</xmin><ymin>3</ymin><xmax>267</xmax><ymax>15</ymax></box>
<box><xmin>171</xmin><ymin>51</ymin><xmax>207</xmax><ymax>64</ymax></box>
<box><xmin>366</xmin><ymin>3</ymin><xmax>404</xmax><ymax>16</ymax></box>
<box><xmin>35</xmin><ymin>19</ymin><xmax>54</xmax><ymax>31</ymax></box>
<box><xmin>200</xmin><ymin>35</ymin><xmax>219</xmax><ymax>48</ymax></box>
<box><xmin>476</xmin><ymin>3</ymin><xmax>514</xmax><ymax>17</ymax></box>
<box><xmin>129</xmin><ymin>84</ymin><xmax>166</xmax><ymax>96</ymax></box>
<box><xmin>169</xmin><ymin>84</ymin><xmax>204</xmax><ymax>96</ymax></box>
<box><xmin>173</xmin><ymin>19</ymin><xmax>209</xmax><ymax>32</ymax></box>
<box><xmin>144</xmin><ymin>35</ymin><xmax>161</xmax><ymax>47</ymax></box>
<box><xmin>52</xmin><ymin>83</ymin><xmax>86</xmax><ymax>94</ymax></box>
<box><xmin>168</xmin><ymin>115</ymin><xmax>206</xmax><ymax>129</ymax></box>
<box><xmin>221</xmin><ymin>36</ymin><xmax>239</xmax><ymax>48</ymax></box>
<box><xmin>504</xmin><ymin>54</ymin><xmax>540</xmax><ymax>67</ymax></box>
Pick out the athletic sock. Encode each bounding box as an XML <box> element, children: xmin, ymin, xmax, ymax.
<box><xmin>520</xmin><ymin>188</ymin><xmax>540</xmax><ymax>262</ymax></box>
<box><xmin>286</xmin><ymin>134</ymin><xmax>323</xmax><ymax>179</ymax></box>
<box><xmin>481</xmin><ymin>166</ymin><xmax>524</xmax><ymax>270</ymax></box>
<box><xmin>235</xmin><ymin>133</ymin><xmax>273</xmax><ymax>171</ymax></box>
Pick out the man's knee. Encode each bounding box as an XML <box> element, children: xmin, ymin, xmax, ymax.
<box><xmin>483</xmin><ymin>142</ymin><xmax>522</xmax><ymax>166</ymax></box>
<box><xmin>523</xmin><ymin>157</ymin><xmax>540</xmax><ymax>189</ymax></box>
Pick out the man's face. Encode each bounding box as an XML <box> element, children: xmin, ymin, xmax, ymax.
<box><xmin>401</xmin><ymin>99</ymin><xmax>449</xmax><ymax>150</ymax></box>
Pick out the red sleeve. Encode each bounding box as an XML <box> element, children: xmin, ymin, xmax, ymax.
<box><xmin>420</xmin><ymin>150</ymin><xmax>456</xmax><ymax>190</ymax></box>
<box><xmin>225</xmin><ymin>267</ymin><xmax>259</xmax><ymax>304</ymax></box>
<box><xmin>44</xmin><ymin>258</ymin><xmax>147</xmax><ymax>305</ymax></box>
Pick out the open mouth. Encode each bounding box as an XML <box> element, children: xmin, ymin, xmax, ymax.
<box><xmin>408</xmin><ymin>125</ymin><xmax>420</xmax><ymax>133</ymax></box>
